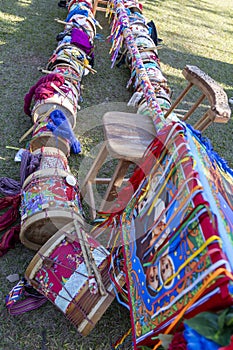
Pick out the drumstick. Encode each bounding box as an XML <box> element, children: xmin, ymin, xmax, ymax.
<box><xmin>79</xmin><ymin>226</ymin><xmax>107</xmax><ymax>296</ymax></box>
<box><xmin>37</xmin><ymin>67</ymin><xmax>81</xmax><ymax>83</ymax></box>
<box><xmin>74</xmin><ymin>220</ymin><xmax>107</xmax><ymax>296</ymax></box>
<box><xmin>50</xmin><ymin>82</ymin><xmax>75</xmax><ymax>105</ymax></box>
<box><xmin>74</xmin><ymin>220</ymin><xmax>99</xmax><ymax>295</ymax></box>
<box><xmin>19</xmin><ymin>106</ymin><xmax>56</xmax><ymax>143</ymax></box>
<box><xmin>63</xmin><ymin>50</ymin><xmax>97</xmax><ymax>74</ymax></box>
<box><xmin>55</xmin><ymin>18</ymin><xmax>74</xmax><ymax>27</ymax></box>
<box><xmin>139</xmin><ymin>46</ymin><xmax>161</xmax><ymax>52</ymax></box>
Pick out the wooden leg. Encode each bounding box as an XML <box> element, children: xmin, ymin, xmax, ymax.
<box><xmin>194</xmin><ymin>111</ymin><xmax>213</xmax><ymax>131</ymax></box>
<box><xmin>81</xmin><ymin>143</ymin><xmax>108</xmax><ymax>197</ymax></box>
<box><xmin>92</xmin><ymin>0</ymin><xmax>99</xmax><ymax>16</ymax></box>
<box><xmin>80</xmin><ymin>143</ymin><xmax>108</xmax><ymax>219</ymax></box>
<box><xmin>99</xmin><ymin>159</ymin><xmax>131</xmax><ymax>212</ymax></box>
<box><xmin>182</xmin><ymin>93</ymin><xmax>206</xmax><ymax>121</ymax></box>
<box><xmin>164</xmin><ymin>82</ymin><xmax>193</xmax><ymax>119</ymax></box>
<box><xmin>86</xmin><ymin>181</ymin><xmax>97</xmax><ymax>220</ymax></box>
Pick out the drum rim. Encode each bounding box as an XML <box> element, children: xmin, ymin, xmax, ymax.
<box><xmin>31</xmin><ymin>100</ymin><xmax>77</xmax><ymax>129</ymax></box>
<box><xmin>31</xmin><ymin>146</ymin><xmax>68</xmax><ymax>159</ymax></box>
<box><xmin>30</xmin><ymin>133</ymin><xmax>70</xmax><ymax>156</ymax></box>
<box><xmin>55</xmin><ymin>43</ymin><xmax>87</xmax><ymax>59</ymax></box>
<box><xmin>22</xmin><ymin>168</ymin><xmax>72</xmax><ymax>188</ymax></box>
<box><xmin>46</xmin><ymin>58</ymin><xmax>85</xmax><ymax>77</ymax></box>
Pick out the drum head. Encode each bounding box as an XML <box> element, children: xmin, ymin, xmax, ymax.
<box><xmin>20</xmin><ymin>210</ymin><xmax>82</xmax><ymax>251</ymax></box>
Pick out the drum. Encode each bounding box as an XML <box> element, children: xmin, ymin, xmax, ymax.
<box><xmin>67</xmin><ymin>15</ymin><xmax>96</xmax><ymax>43</ymax></box>
<box><xmin>68</xmin><ymin>0</ymin><xmax>93</xmax><ymax>12</ymax></box>
<box><xmin>135</xmin><ymin>34</ymin><xmax>156</xmax><ymax>49</ymax></box>
<box><xmin>124</xmin><ymin>1</ymin><xmax>142</xmax><ymax>13</ymax></box>
<box><xmin>137</xmin><ymin>100</ymin><xmax>149</xmax><ymax>115</ymax></box>
<box><xmin>130</xmin><ymin>21</ymin><xmax>149</xmax><ymax>37</ymax></box>
<box><xmin>47</xmin><ymin>53</ymin><xmax>85</xmax><ymax>81</ymax></box>
<box><xmin>30</xmin><ymin>121</ymin><xmax>71</xmax><ymax>157</ymax></box>
<box><xmin>31</xmin><ymin>80</ymin><xmax>79</xmax><ymax>129</ymax></box>
<box><xmin>54</xmin><ymin>43</ymin><xmax>87</xmax><ymax>62</ymax></box>
<box><xmin>51</xmin><ymin>64</ymin><xmax>82</xmax><ymax>86</ymax></box>
<box><xmin>24</xmin><ymin>221</ymin><xmax>123</xmax><ymax>336</ymax></box>
<box><xmin>31</xmin><ymin>147</ymin><xmax>70</xmax><ymax>172</ymax></box>
<box><xmin>140</xmin><ymin>49</ymin><xmax>159</xmax><ymax>64</ymax></box>
<box><xmin>20</xmin><ymin>169</ymin><xmax>84</xmax><ymax>250</ymax></box>
<box><xmin>144</xmin><ymin>63</ymin><xmax>167</xmax><ymax>83</ymax></box>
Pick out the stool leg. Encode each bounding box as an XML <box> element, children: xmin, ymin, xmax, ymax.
<box><xmin>93</xmin><ymin>0</ymin><xmax>99</xmax><ymax>16</ymax></box>
<box><xmin>164</xmin><ymin>82</ymin><xmax>193</xmax><ymax>119</ymax></box>
<box><xmin>81</xmin><ymin>143</ymin><xmax>108</xmax><ymax>218</ymax></box>
<box><xmin>86</xmin><ymin>181</ymin><xmax>97</xmax><ymax>220</ymax></box>
<box><xmin>100</xmin><ymin>159</ymin><xmax>132</xmax><ymax>212</ymax></box>
<box><xmin>182</xmin><ymin>93</ymin><xmax>206</xmax><ymax>121</ymax></box>
<box><xmin>194</xmin><ymin>111</ymin><xmax>213</xmax><ymax>131</ymax></box>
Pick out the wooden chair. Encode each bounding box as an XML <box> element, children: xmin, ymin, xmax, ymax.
<box><xmin>164</xmin><ymin>65</ymin><xmax>231</xmax><ymax>131</ymax></box>
<box><xmin>93</xmin><ymin>0</ymin><xmax>109</xmax><ymax>16</ymax></box>
<box><xmin>81</xmin><ymin>66</ymin><xmax>231</xmax><ymax>219</ymax></box>
<box><xmin>81</xmin><ymin>111</ymin><xmax>156</xmax><ymax>219</ymax></box>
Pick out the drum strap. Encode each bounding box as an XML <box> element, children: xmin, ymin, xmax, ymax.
<box><xmin>5</xmin><ymin>278</ymin><xmax>47</xmax><ymax>316</ymax></box>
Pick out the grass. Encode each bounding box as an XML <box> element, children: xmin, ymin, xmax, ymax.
<box><xmin>0</xmin><ymin>0</ymin><xmax>232</xmax><ymax>349</ymax></box>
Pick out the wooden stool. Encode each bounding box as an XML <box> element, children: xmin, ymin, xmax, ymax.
<box><xmin>81</xmin><ymin>66</ymin><xmax>231</xmax><ymax>219</ymax></box>
<box><xmin>164</xmin><ymin>65</ymin><xmax>231</xmax><ymax>131</ymax></box>
<box><xmin>93</xmin><ymin>0</ymin><xmax>109</xmax><ymax>16</ymax></box>
<box><xmin>81</xmin><ymin>111</ymin><xmax>156</xmax><ymax>219</ymax></box>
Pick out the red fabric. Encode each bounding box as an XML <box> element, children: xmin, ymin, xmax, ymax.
<box><xmin>24</xmin><ymin>73</ymin><xmax>64</xmax><ymax>116</ymax></box>
<box><xmin>0</xmin><ymin>225</ymin><xmax>20</xmax><ymax>257</ymax></box>
<box><xmin>168</xmin><ymin>332</ymin><xmax>187</xmax><ymax>350</ymax></box>
<box><xmin>0</xmin><ymin>195</ymin><xmax>20</xmax><ymax>210</ymax></box>
<box><xmin>0</xmin><ymin>194</ymin><xmax>21</xmax><ymax>231</ymax></box>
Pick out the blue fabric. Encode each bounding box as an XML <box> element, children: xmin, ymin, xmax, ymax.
<box><xmin>47</xmin><ymin>110</ymin><xmax>81</xmax><ymax>154</ymax></box>
<box><xmin>65</xmin><ymin>6</ymin><xmax>89</xmax><ymax>22</ymax></box>
<box><xmin>184</xmin><ymin>324</ymin><xmax>219</xmax><ymax>350</ymax></box>
<box><xmin>187</xmin><ymin>124</ymin><xmax>233</xmax><ymax>176</ymax></box>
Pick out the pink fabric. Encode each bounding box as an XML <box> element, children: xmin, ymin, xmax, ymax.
<box><xmin>0</xmin><ymin>194</ymin><xmax>21</xmax><ymax>231</ymax></box>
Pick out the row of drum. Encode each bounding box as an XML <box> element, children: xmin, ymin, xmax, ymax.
<box><xmin>24</xmin><ymin>0</ymin><xmax>98</xmax><ymax>155</ymax></box>
<box><xmin>20</xmin><ymin>0</ymin><xmax>100</xmax><ymax>249</ymax></box>
<box><xmin>109</xmin><ymin>0</ymin><xmax>172</xmax><ymax>115</ymax></box>
<box><xmin>18</xmin><ymin>0</ymin><xmax>121</xmax><ymax>338</ymax></box>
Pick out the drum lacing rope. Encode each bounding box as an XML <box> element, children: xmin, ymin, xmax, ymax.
<box><xmin>38</xmin><ymin>252</ymin><xmax>95</xmax><ymax>325</ymax></box>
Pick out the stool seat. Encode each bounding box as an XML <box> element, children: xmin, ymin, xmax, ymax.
<box><xmin>81</xmin><ymin>111</ymin><xmax>156</xmax><ymax>219</ymax></box>
<box><xmin>103</xmin><ymin>111</ymin><xmax>156</xmax><ymax>161</ymax></box>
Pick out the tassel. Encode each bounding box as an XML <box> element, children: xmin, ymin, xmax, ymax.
<box><xmin>47</xmin><ymin>110</ymin><xmax>82</xmax><ymax>154</ymax></box>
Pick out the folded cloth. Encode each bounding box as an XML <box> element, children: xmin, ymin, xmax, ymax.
<box><xmin>24</xmin><ymin>74</ymin><xmax>64</xmax><ymax>116</ymax></box>
<box><xmin>70</xmin><ymin>27</ymin><xmax>93</xmax><ymax>55</ymax></box>
<box><xmin>65</xmin><ymin>6</ymin><xmax>89</xmax><ymax>22</ymax></box>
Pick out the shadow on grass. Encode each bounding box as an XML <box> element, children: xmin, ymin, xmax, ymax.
<box><xmin>160</xmin><ymin>46</ymin><xmax>233</xmax><ymax>96</ymax></box>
